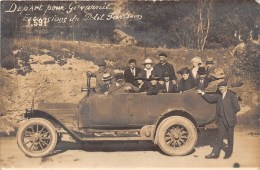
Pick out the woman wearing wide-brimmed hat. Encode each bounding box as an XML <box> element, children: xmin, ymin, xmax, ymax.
<box><xmin>190</xmin><ymin>56</ymin><xmax>203</xmax><ymax>80</ymax></box>
<box><xmin>142</xmin><ymin>58</ymin><xmax>154</xmax><ymax>79</ymax></box>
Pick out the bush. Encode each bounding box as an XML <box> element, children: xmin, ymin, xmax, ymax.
<box><xmin>232</xmin><ymin>42</ymin><xmax>260</xmax><ymax>90</ymax></box>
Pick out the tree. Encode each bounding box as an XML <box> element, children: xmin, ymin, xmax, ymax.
<box><xmin>196</xmin><ymin>0</ymin><xmax>213</xmax><ymax>51</ymax></box>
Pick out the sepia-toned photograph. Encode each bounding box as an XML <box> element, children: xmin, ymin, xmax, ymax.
<box><xmin>0</xmin><ymin>0</ymin><xmax>259</xmax><ymax>169</ymax></box>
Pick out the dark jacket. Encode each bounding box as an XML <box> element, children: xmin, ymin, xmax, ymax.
<box><xmin>153</xmin><ymin>62</ymin><xmax>177</xmax><ymax>81</ymax></box>
<box><xmin>206</xmin><ymin>66</ymin><xmax>216</xmax><ymax>80</ymax></box>
<box><xmin>202</xmin><ymin>90</ymin><xmax>241</xmax><ymax>126</ymax></box>
<box><xmin>124</xmin><ymin>67</ymin><xmax>142</xmax><ymax>87</ymax></box>
<box><xmin>161</xmin><ymin>81</ymin><xmax>178</xmax><ymax>93</ymax></box>
<box><xmin>195</xmin><ymin>77</ymin><xmax>210</xmax><ymax>90</ymax></box>
<box><xmin>92</xmin><ymin>68</ymin><xmax>114</xmax><ymax>93</ymax></box>
<box><xmin>147</xmin><ymin>83</ymin><xmax>163</xmax><ymax>95</ymax></box>
<box><xmin>137</xmin><ymin>81</ymin><xmax>150</xmax><ymax>93</ymax></box>
<box><xmin>178</xmin><ymin>76</ymin><xmax>196</xmax><ymax>92</ymax></box>
<box><xmin>108</xmin><ymin>81</ymin><xmax>139</xmax><ymax>95</ymax></box>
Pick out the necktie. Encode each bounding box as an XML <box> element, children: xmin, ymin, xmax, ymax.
<box><xmin>131</xmin><ymin>68</ymin><xmax>135</xmax><ymax>76</ymax></box>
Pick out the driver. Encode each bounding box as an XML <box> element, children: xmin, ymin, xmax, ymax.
<box><xmin>87</xmin><ymin>58</ymin><xmax>114</xmax><ymax>93</ymax></box>
<box><xmin>104</xmin><ymin>73</ymin><xmax>139</xmax><ymax>96</ymax></box>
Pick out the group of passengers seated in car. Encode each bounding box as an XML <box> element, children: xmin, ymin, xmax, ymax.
<box><xmin>87</xmin><ymin>52</ymin><xmax>236</xmax><ymax>95</ymax></box>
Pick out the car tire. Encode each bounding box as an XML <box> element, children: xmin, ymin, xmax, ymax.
<box><xmin>157</xmin><ymin>116</ymin><xmax>197</xmax><ymax>156</ymax></box>
<box><xmin>17</xmin><ymin>118</ymin><xmax>57</xmax><ymax>158</ymax></box>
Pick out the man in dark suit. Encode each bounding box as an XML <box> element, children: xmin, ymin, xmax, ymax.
<box><xmin>205</xmin><ymin>57</ymin><xmax>216</xmax><ymax>80</ymax></box>
<box><xmin>105</xmin><ymin>73</ymin><xmax>139</xmax><ymax>96</ymax></box>
<box><xmin>124</xmin><ymin>59</ymin><xmax>142</xmax><ymax>87</ymax></box>
<box><xmin>134</xmin><ymin>72</ymin><xmax>150</xmax><ymax>93</ymax></box>
<box><xmin>197</xmin><ymin>81</ymin><xmax>241</xmax><ymax>159</ymax></box>
<box><xmin>195</xmin><ymin>67</ymin><xmax>210</xmax><ymax>90</ymax></box>
<box><xmin>161</xmin><ymin>71</ymin><xmax>178</xmax><ymax>93</ymax></box>
<box><xmin>147</xmin><ymin>74</ymin><xmax>163</xmax><ymax>95</ymax></box>
<box><xmin>153</xmin><ymin>52</ymin><xmax>177</xmax><ymax>85</ymax></box>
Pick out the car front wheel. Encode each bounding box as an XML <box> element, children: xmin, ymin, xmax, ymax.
<box><xmin>157</xmin><ymin>116</ymin><xmax>197</xmax><ymax>156</ymax></box>
<box><xmin>17</xmin><ymin>118</ymin><xmax>57</xmax><ymax>158</ymax></box>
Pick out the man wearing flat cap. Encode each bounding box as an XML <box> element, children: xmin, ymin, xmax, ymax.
<box><xmin>153</xmin><ymin>52</ymin><xmax>177</xmax><ymax>85</ymax></box>
<box><xmin>105</xmin><ymin>73</ymin><xmax>139</xmax><ymax>96</ymax></box>
<box><xmin>197</xmin><ymin>81</ymin><xmax>240</xmax><ymax>159</ymax></box>
<box><xmin>124</xmin><ymin>59</ymin><xmax>142</xmax><ymax>87</ymax></box>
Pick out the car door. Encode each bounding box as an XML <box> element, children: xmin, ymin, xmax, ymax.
<box><xmin>128</xmin><ymin>93</ymin><xmax>162</xmax><ymax>128</ymax></box>
<box><xmin>79</xmin><ymin>94</ymin><xmax>131</xmax><ymax>128</ymax></box>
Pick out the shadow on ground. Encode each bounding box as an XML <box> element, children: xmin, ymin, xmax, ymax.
<box><xmin>47</xmin><ymin>129</ymin><xmax>219</xmax><ymax>157</ymax></box>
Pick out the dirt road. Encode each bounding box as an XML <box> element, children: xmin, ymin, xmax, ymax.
<box><xmin>0</xmin><ymin>129</ymin><xmax>259</xmax><ymax>168</ymax></box>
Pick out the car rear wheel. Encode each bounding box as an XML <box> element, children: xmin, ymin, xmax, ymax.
<box><xmin>17</xmin><ymin>118</ymin><xmax>57</xmax><ymax>158</ymax></box>
<box><xmin>157</xmin><ymin>116</ymin><xmax>197</xmax><ymax>156</ymax></box>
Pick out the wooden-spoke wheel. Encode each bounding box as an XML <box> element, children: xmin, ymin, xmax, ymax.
<box><xmin>157</xmin><ymin>116</ymin><xmax>197</xmax><ymax>156</ymax></box>
<box><xmin>17</xmin><ymin>118</ymin><xmax>57</xmax><ymax>157</ymax></box>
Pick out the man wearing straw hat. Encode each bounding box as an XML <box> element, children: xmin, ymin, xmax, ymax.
<box><xmin>100</xmin><ymin>72</ymin><xmax>113</xmax><ymax>93</ymax></box>
<box><xmin>205</xmin><ymin>67</ymin><xmax>226</xmax><ymax>92</ymax></box>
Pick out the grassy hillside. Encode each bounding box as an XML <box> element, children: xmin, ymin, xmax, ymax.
<box><xmin>0</xmin><ymin>38</ymin><xmax>259</xmax><ymax>135</ymax></box>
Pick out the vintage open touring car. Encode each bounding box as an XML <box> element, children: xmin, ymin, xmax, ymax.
<box><xmin>16</xmin><ymin>76</ymin><xmax>219</xmax><ymax>158</ymax></box>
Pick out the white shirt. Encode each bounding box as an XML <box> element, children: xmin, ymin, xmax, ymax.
<box><xmin>139</xmin><ymin>82</ymin><xmax>144</xmax><ymax>88</ymax></box>
<box><xmin>192</xmin><ymin>67</ymin><xmax>198</xmax><ymax>79</ymax></box>
<box><xmin>131</xmin><ymin>68</ymin><xmax>136</xmax><ymax>76</ymax></box>
<box><xmin>144</xmin><ymin>68</ymin><xmax>153</xmax><ymax>78</ymax></box>
<box><xmin>222</xmin><ymin>90</ymin><xmax>227</xmax><ymax>99</ymax></box>
<box><xmin>165</xmin><ymin>81</ymin><xmax>170</xmax><ymax>92</ymax></box>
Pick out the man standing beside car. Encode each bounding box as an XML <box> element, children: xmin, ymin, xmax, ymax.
<box><xmin>197</xmin><ymin>81</ymin><xmax>240</xmax><ymax>159</ymax></box>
